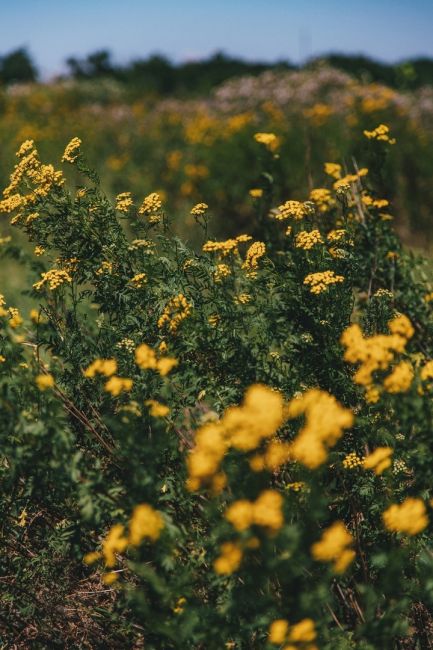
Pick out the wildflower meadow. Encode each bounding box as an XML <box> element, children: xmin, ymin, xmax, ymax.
<box><xmin>2</xmin><ymin>58</ymin><xmax>433</xmax><ymax>650</ymax></box>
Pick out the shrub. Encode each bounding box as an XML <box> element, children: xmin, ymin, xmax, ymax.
<box><xmin>1</xmin><ymin>129</ymin><xmax>433</xmax><ymax>648</ymax></box>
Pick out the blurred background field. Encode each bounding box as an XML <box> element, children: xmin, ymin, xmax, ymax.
<box><xmin>2</xmin><ymin>50</ymin><xmax>433</xmax><ymax>248</ymax></box>
<box><xmin>2</xmin><ymin>31</ymin><xmax>433</xmax><ymax>312</ymax></box>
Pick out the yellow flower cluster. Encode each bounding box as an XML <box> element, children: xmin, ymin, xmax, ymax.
<box><xmin>104</xmin><ymin>376</ymin><xmax>133</xmax><ymax>397</ymax></box>
<box><xmin>61</xmin><ymin>137</ymin><xmax>82</xmax><ymax>163</ymax></box>
<box><xmin>33</xmin><ymin>269</ymin><xmax>72</xmax><ymax>291</ymax></box>
<box><xmin>157</xmin><ymin>293</ymin><xmax>192</xmax><ymax>333</ymax></box>
<box><xmin>382</xmin><ymin>498</ymin><xmax>428</xmax><ymax>535</ymax></box>
<box><xmin>208</xmin><ymin>314</ymin><xmax>220</xmax><ymax>327</ymax></box>
<box><xmin>273</xmin><ymin>200</ymin><xmax>308</xmax><ymax>221</ymax></box>
<box><xmin>190</xmin><ymin>202</ymin><xmax>208</xmax><ymax>215</ymax></box>
<box><xmin>269</xmin><ymin>618</ymin><xmax>317</xmax><ymax>648</ymax></box>
<box><xmin>225</xmin><ymin>490</ymin><xmax>284</xmax><ymax>534</ymax></box>
<box><xmin>84</xmin><ymin>358</ymin><xmax>117</xmax><ymax>378</ymax></box>
<box><xmin>115</xmin><ymin>192</ymin><xmax>133</xmax><ymax>213</ymax></box>
<box><xmin>383</xmin><ymin>361</ymin><xmax>414</xmax><ymax>393</ymax></box>
<box><xmin>287</xmin><ymin>389</ymin><xmax>353</xmax><ymax>469</ymax></box>
<box><xmin>234</xmin><ymin>293</ymin><xmax>251</xmax><ymax>304</ymax></box>
<box><xmin>129</xmin><ymin>503</ymin><xmax>165</xmax><ymax>545</ymax></box>
<box><xmin>363</xmin><ymin>447</ymin><xmax>393</xmax><ymax>475</ymax></box>
<box><xmin>364</xmin><ymin>123</ymin><xmax>396</xmax><ymax>144</ymax></box>
<box><xmin>362</xmin><ymin>194</ymin><xmax>389</xmax><ymax>209</ymax></box>
<box><xmin>202</xmin><ymin>234</ymin><xmax>252</xmax><ymax>257</ymax></box>
<box><xmin>214</xmin><ymin>263</ymin><xmax>231</xmax><ymax>282</ymax></box>
<box><xmin>295</xmin><ymin>230</ymin><xmax>323</xmax><ymax>250</ymax></box>
<box><xmin>254</xmin><ymin>132</ymin><xmax>279</xmax><ymax>151</ymax></box>
<box><xmin>35</xmin><ymin>373</ymin><xmax>55</xmax><ymax>391</ymax></box>
<box><xmin>327</xmin><ymin>229</ymin><xmax>351</xmax><ymax>243</ymax></box>
<box><xmin>138</xmin><ymin>192</ymin><xmax>162</xmax><ymax>216</ymax></box>
<box><xmin>249</xmin><ymin>188</ymin><xmax>263</xmax><ymax>198</ymax></box>
<box><xmin>213</xmin><ymin>541</ymin><xmax>243</xmax><ymax>575</ymax></box>
<box><xmin>130</xmin><ymin>272</ymin><xmax>147</xmax><ymax>288</ymax></box>
<box><xmin>324</xmin><ymin>162</ymin><xmax>342</xmax><ymax>179</ymax></box>
<box><xmin>135</xmin><ymin>342</ymin><xmax>178</xmax><ymax>376</ymax></box>
<box><xmin>309</xmin><ymin>187</ymin><xmax>334</xmax><ymax>212</ymax></box>
<box><xmin>342</xmin><ymin>452</ymin><xmax>363</xmax><ymax>469</ymax></box>
<box><xmin>341</xmin><ymin>315</ymin><xmax>414</xmax><ymax>395</ymax></box>
<box><xmin>84</xmin><ymin>503</ymin><xmax>164</xmax><ymax>581</ymax></box>
<box><xmin>145</xmin><ymin>399</ymin><xmax>170</xmax><ymax>417</ymax></box>
<box><xmin>0</xmin><ymin>141</ymin><xmax>64</xmax><ymax>218</ymax></box>
<box><xmin>96</xmin><ymin>260</ymin><xmax>113</xmax><ymax>276</ymax></box>
<box><xmin>187</xmin><ymin>384</ymin><xmax>284</xmax><ymax>491</ymax></box>
<box><xmin>420</xmin><ymin>360</ymin><xmax>433</xmax><ymax>385</ymax></box>
<box><xmin>374</xmin><ymin>288</ymin><xmax>394</xmax><ymax>299</ymax></box>
<box><xmin>325</xmin><ymin>162</ymin><xmax>368</xmax><ymax>190</ymax></box>
<box><xmin>8</xmin><ymin>307</ymin><xmax>23</xmax><ymax>329</ymax></box>
<box><xmin>242</xmin><ymin>241</ymin><xmax>266</xmax><ymax>277</ymax></box>
<box><xmin>303</xmin><ymin>270</ymin><xmax>344</xmax><ymax>294</ymax></box>
<box><xmin>311</xmin><ymin>521</ymin><xmax>355</xmax><ymax>573</ymax></box>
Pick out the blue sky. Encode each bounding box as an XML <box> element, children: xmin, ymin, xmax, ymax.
<box><xmin>1</xmin><ymin>0</ymin><xmax>432</xmax><ymax>77</ymax></box>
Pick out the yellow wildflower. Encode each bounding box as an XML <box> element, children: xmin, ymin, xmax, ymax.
<box><xmin>214</xmin><ymin>541</ymin><xmax>243</xmax><ymax>575</ymax></box>
<box><xmin>311</xmin><ymin>521</ymin><xmax>355</xmax><ymax>573</ymax></box>
<box><xmin>104</xmin><ymin>376</ymin><xmax>133</xmax><ymax>396</ymax></box>
<box><xmin>383</xmin><ymin>498</ymin><xmax>428</xmax><ymax>535</ymax></box>
<box><xmin>102</xmin><ymin>524</ymin><xmax>128</xmax><ymax>567</ymax></box>
<box><xmin>115</xmin><ymin>192</ymin><xmax>133</xmax><ymax>213</ymax></box>
<box><xmin>254</xmin><ymin>132</ymin><xmax>279</xmax><ymax>151</ymax></box>
<box><xmin>129</xmin><ymin>503</ymin><xmax>164</xmax><ymax>545</ymax></box>
<box><xmin>191</xmin><ymin>202</ymin><xmax>208</xmax><ymax>215</ymax></box>
<box><xmin>363</xmin><ymin>447</ymin><xmax>393</xmax><ymax>475</ymax></box>
<box><xmin>288</xmin><ymin>389</ymin><xmax>353</xmax><ymax>469</ymax></box>
<box><xmin>35</xmin><ymin>374</ymin><xmax>54</xmax><ymax>391</ymax></box>
<box><xmin>383</xmin><ymin>361</ymin><xmax>414</xmax><ymax>393</ymax></box>
<box><xmin>295</xmin><ymin>230</ymin><xmax>323</xmax><ymax>250</ymax></box>
<box><xmin>61</xmin><ymin>137</ymin><xmax>82</xmax><ymax>163</ymax></box>
<box><xmin>303</xmin><ymin>270</ymin><xmax>344</xmax><ymax>295</ymax></box>
<box><xmin>145</xmin><ymin>399</ymin><xmax>170</xmax><ymax>417</ymax></box>
<box><xmin>84</xmin><ymin>358</ymin><xmax>117</xmax><ymax>378</ymax></box>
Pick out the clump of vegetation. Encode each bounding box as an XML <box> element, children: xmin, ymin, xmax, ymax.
<box><xmin>1</xmin><ymin>128</ymin><xmax>433</xmax><ymax>648</ymax></box>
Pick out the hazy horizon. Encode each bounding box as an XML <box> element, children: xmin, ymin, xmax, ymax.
<box><xmin>1</xmin><ymin>0</ymin><xmax>432</xmax><ymax>78</ymax></box>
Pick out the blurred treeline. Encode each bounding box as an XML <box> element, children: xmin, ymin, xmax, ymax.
<box><xmin>2</xmin><ymin>47</ymin><xmax>433</xmax><ymax>94</ymax></box>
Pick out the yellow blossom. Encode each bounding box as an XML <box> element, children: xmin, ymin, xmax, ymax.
<box><xmin>191</xmin><ymin>202</ymin><xmax>208</xmax><ymax>215</ymax></box>
<box><xmin>363</xmin><ymin>447</ymin><xmax>393</xmax><ymax>475</ymax></box>
<box><xmin>145</xmin><ymin>399</ymin><xmax>170</xmax><ymax>417</ymax></box>
<box><xmin>33</xmin><ymin>269</ymin><xmax>72</xmax><ymax>291</ymax></box>
<box><xmin>288</xmin><ymin>390</ymin><xmax>353</xmax><ymax>469</ymax></box>
<box><xmin>115</xmin><ymin>192</ymin><xmax>133</xmax><ymax>213</ymax></box>
<box><xmin>84</xmin><ymin>358</ymin><xmax>117</xmax><ymax>378</ymax></box>
<box><xmin>214</xmin><ymin>541</ymin><xmax>243</xmax><ymax>575</ymax></box>
<box><xmin>383</xmin><ymin>361</ymin><xmax>414</xmax><ymax>393</ymax></box>
<box><xmin>364</xmin><ymin>123</ymin><xmax>396</xmax><ymax>144</ymax></box>
<box><xmin>383</xmin><ymin>498</ymin><xmax>428</xmax><ymax>535</ymax></box>
<box><xmin>104</xmin><ymin>376</ymin><xmax>133</xmax><ymax>396</ymax></box>
<box><xmin>303</xmin><ymin>270</ymin><xmax>344</xmax><ymax>294</ymax></box>
<box><xmin>311</xmin><ymin>521</ymin><xmax>355</xmax><ymax>573</ymax></box>
<box><xmin>61</xmin><ymin>137</ymin><xmax>82</xmax><ymax>163</ymax></box>
<box><xmin>295</xmin><ymin>230</ymin><xmax>323</xmax><ymax>250</ymax></box>
<box><xmin>254</xmin><ymin>132</ymin><xmax>279</xmax><ymax>151</ymax></box>
<box><xmin>35</xmin><ymin>373</ymin><xmax>54</xmax><ymax>391</ymax></box>
<box><xmin>129</xmin><ymin>503</ymin><xmax>164</xmax><ymax>545</ymax></box>
<box><xmin>102</xmin><ymin>524</ymin><xmax>128</xmax><ymax>567</ymax></box>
